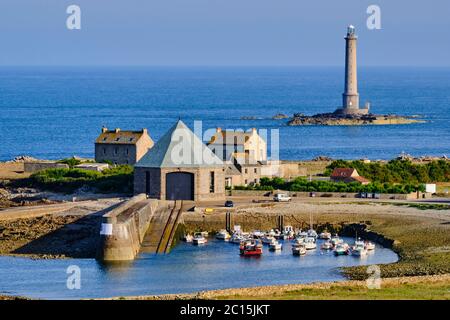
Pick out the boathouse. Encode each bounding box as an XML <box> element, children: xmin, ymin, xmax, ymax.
<box><xmin>134</xmin><ymin>120</ymin><xmax>225</xmax><ymax>201</ymax></box>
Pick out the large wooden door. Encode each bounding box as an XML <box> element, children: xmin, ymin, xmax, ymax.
<box><xmin>165</xmin><ymin>172</ymin><xmax>194</xmax><ymax>200</ymax></box>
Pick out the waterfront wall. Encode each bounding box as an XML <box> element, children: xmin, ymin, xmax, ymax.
<box><xmin>96</xmin><ymin>194</ymin><xmax>159</xmax><ymax>261</ymax></box>
<box><xmin>229</xmin><ymin>190</ymin><xmax>432</xmax><ymax>200</ymax></box>
<box><xmin>24</xmin><ymin>161</ymin><xmax>69</xmax><ymax>173</ymax></box>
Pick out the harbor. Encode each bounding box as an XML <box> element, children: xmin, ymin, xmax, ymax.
<box><xmin>0</xmin><ymin>235</ymin><xmax>397</xmax><ymax>300</ymax></box>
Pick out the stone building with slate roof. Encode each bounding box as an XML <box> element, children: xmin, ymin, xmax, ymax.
<box><xmin>134</xmin><ymin>120</ymin><xmax>225</xmax><ymax>201</ymax></box>
<box><xmin>95</xmin><ymin>128</ymin><xmax>154</xmax><ymax>165</ymax></box>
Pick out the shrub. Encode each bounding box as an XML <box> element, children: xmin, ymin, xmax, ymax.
<box><xmin>28</xmin><ymin>165</ymin><xmax>133</xmax><ymax>194</ymax></box>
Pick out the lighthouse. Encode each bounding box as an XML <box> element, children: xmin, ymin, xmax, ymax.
<box><xmin>337</xmin><ymin>25</ymin><xmax>369</xmax><ymax>115</ymax></box>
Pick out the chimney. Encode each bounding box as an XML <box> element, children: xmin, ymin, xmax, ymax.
<box><xmin>115</xmin><ymin>128</ymin><xmax>120</xmax><ymax>133</ymax></box>
<box><xmin>142</xmin><ymin>128</ymin><xmax>148</xmax><ymax>135</ymax></box>
<box><xmin>216</xmin><ymin>127</ymin><xmax>222</xmax><ymax>133</ymax></box>
<box><xmin>101</xmin><ymin>127</ymin><xmax>108</xmax><ymax>133</ymax></box>
<box><xmin>251</xmin><ymin>128</ymin><xmax>257</xmax><ymax>134</ymax></box>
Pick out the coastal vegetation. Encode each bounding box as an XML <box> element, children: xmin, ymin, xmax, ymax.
<box><xmin>234</xmin><ymin>177</ymin><xmax>425</xmax><ymax>194</ymax></box>
<box><xmin>325</xmin><ymin>159</ymin><xmax>450</xmax><ymax>184</ymax></box>
<box><xmin>25</xmin><ymin>165</ymin><xmax>133</xmax><ymax>194</ymax></box>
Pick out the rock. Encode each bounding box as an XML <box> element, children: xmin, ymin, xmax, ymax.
<box><xmin>272</xmin><ymin>113</ymin><xmax>289</xmax><ymax>119</ymax></box>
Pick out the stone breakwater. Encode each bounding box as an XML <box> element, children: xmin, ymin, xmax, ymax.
<box><xmin>288</xmin><ymin>113</ymin><xmax>423</xmax><ymax>126</ymax></box>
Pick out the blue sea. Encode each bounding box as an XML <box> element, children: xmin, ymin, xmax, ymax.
<box><xmin>0</xmin><ymin>66</ymin><xmax>449</xmax><ymax>161</ymax></box>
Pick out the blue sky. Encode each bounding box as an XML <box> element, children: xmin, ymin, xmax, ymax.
<box><xmin>0</xmin><ymin>0</ymin><xmax>449</xmax><ymax>66</ymax></box>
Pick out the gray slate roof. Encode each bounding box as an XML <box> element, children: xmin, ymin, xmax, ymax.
<box><xmin>135</xmin><ymin>120</ymin><xmax>224</xmax><ymax>168</ymax></box>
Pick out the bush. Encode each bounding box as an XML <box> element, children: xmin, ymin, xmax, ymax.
<box><xmin>235</xmin><ymin>177</ymin><xmax>424</xmax><ymax>194</ymax></box>
<box><xmin>28</xmin><ymin>165</ymin><xmax>134</xmax><ymax>194</ymax></box>
<box><xmin>325</xmin><ymin>159</ymin><xmax>450</xmax><ymax>184</ymax></box>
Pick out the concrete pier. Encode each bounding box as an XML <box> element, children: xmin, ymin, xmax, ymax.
<box><xmin>96</xmin><ymin>194</ymin><xmax>160</xmax><ymax>261</ymax></box>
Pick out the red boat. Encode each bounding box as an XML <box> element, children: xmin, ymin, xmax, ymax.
<box><xmin>239</xmin><ymin>239</ymin><xmax>263</xmax><ymax>256</ymax></box>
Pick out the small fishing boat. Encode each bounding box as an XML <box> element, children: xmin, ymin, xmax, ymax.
<box><xmin>240</xmin><ymin>239</ymin><xmax>263</xmax><ymax>256</ymax></box>
<box><xmin>365</xmin><ymin>241</ymin><xmax>376</xmax><ymax>251</ymax></box>
<box><xmin>331</xmin><ymin>235</ymin><xmax>343</xmax><ymax>246</ymax></box>
<box><xmin>297</xmin><ymin>230</ymin><xmax>308</xmax><ymax>238</ymax></box>
<box><xmin>281</xmin><ymin>226</ymin><xmax>295</xmax><ymax>240</ymax></box>
<box><xmin>304</xmin><ymin>237</ymin><xmax>317</xmax><ymax>250</ymax></box>
<box><xmin>252</xmin><ymin>230</ymin><xmax>265</xmax><ymax>238</ymax></box>
<box><xmin>216</xmin><ymin>229</ymin><xmax>231</xmax><ymax>241</ymax></box>
<box><xmin>334</xmin><ymin>243</ymin><xmax>349</xmax><ymax>256</ymax></box>
<box><xmin>230</xmin><ymin>233</ymin><xmax>244</xmax><ymax>244</ymax></box>
<box><xmin>269</xmin><ymin>239</ymin><xmax>283</xmax><ymax>251</ymax></box>
<box><xmin>182</xmin><ymin>234</ymin><xmax>193</xmax><ymax>243</ymax></box>
<box><xmin>193</xmin><ymin>232</ymin><xmax>208</xmax><ymax>245</ymax></box>
<box><xmin>320</xmin><ymin>240</ymin><xmax>333</xmax><ymax>250</ymax></box>
<box><xmin>200</xmin><ymin>231</ymin><xmax>209</xmax><ymax>237</ymax></box>
<box><xmin>319</xmin><ymin>232</ymin><xmax>332</xmax><ymax>240</ymax></box>
<box><xmin>292</xmin><ymin>243</ymin><xmax>307</xmax><ymax>256</ymax></box>
<box><xmin>307</xmin><ymin>229</ymin><xmax>318</xmax><ymax>239</ymax></box>
<box><xmin>351</xmin><ymin>239</ymin><xmax>368</xmax><ymax>257</ymax></box>
<box><xmin>261</xmin><ymin>235</ymin><xmax>276</xmax><ymax>245</ymax></box>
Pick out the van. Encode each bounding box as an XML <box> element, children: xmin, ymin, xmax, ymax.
<box><xmin>274</xmin><ymin>193</ymin><xmax>292</xmax><ymax>202</ymax></box>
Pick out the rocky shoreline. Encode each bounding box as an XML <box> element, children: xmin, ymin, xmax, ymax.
<box><xmin>287</xmin><ymin>113</ymin><xmax>424</xmax><ymax>126</ymax></box>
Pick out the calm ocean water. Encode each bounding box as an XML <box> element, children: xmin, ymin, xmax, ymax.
<box><xmin>0</xmin><ymin>66</ymin><xmax>449</xmax><ymax>161</ymax></box>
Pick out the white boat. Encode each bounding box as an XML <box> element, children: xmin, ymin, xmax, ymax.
<box><xmin>304</xmin><ymin>237</ymin><xmax>317</xmax><ymax>250</ymax></box>
<box><xmin>320</xmin><ymin>240</ymin><xmax>333</xmax><ymax>250</ymax></box>
<box><xmin>230</xmin><ymin>233</ymin><xmax>244</xmax><ymax>244</ymax></box>
<box><xmin>281</xmin><ymin>226</ymin><xmax>295</xmax><ymax>240</ymax></box>
<box><xmin>334</xmin><ymin>243</ymin><xmax>349</xmax><ymax>256</ymax></box>
<box><xmin>193</xmin><ymin>232</ymin><xmax>208</xmax><ymax>245</ymax></box>
<box><xmin>183</xmin><ymin>234</ymin><xmax>193</xmax><ymax>242</ymax></box>
<box><xmin>216</xmin><ymin>229</ymin><xmax>231</xmax><ymax>241</ymax></box>
<box><xmin>319</xmin><ymin>232</ymin><xmax>332</xmax><ymax>240</ymax></box>
<box><xmin>269</xmin><ymin>239</ymin><xmax>283</xmax><ymax>251</ymax></box>
<box><xmin>261</xmin><ymin>235</ymin><xmax>276</xmax><ymax>245</ymax></box>
<box><xmin>252</xmin><ymin>230</ymin><xmax>265</xmax><ymax>238</ymax></box>
<box><xmin>297</xmin><ymin>230</ymin><xmax>308</xmax><ymax>238</ymax></box>
<box><xmin>331</xmin><ymin>235</ymin><xmax>343</xmax><ymax>246</ymax></box>
<box><xmin>365</xmin><ymin>241</ymin><xmax>376</xmax><ymax>251</ymax></box>
<box><xmin>200</xmin><ymin>231</ymin><xmax>209</xmax><ymax>237</ymax></box>
<box><xmin>307</xmin><ymin>229</ymin><xmax>318</xmax><ymax>239</ymax></box>
<box><xmin>293</xmin><ymin>237</ymin><xmax>305</xmax><ymax>245</ymax></box>
<box><xmin>292</xmin><ymin>243</ymin><xmax>307</xmax><ymax>256</ymax></box>
<box><xmin>352</xmin><ymin>239</ymin><xmax>368</xmax><ymax>257</ymax></box>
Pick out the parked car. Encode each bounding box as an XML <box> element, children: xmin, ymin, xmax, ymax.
<box><xmin>273</xmin><ymin>193</ymin><xmax>292</xmax><ymax>202</ymax></box>
<box><xmin>224</xmin><ymin>200</ymin><xmax>234</xmax><ymax>207</ymax></box>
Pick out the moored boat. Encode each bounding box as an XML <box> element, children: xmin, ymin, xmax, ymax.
<box><xmin>320</xmin><ymin>240</ymin><xmax>333</xmax><ymax>250</ymax></box>
<box><xmin>239</xmin><ymin>239</ymin><xmax>263</xmax><ymax>256</ymax></box>
<box><xmin>319</xmin><ymin>232</ymin><xmax>332</xmax><ymax>240</ymax></box>
<box><xmin>182</xmin><ymin>234</ymin><xmax>193</xmax><ymax>242</ymax></box>
<box><xmin>351</xmin><ymin>239</ymin><xmax>368</xmax><ymax>257</ymax></box>
<box><xmin>334</xmin><ymin>243</ymin><xmax>349</xmax><ymax>256</ymax></box>
<box><xmin>304</xmin><ymin>236</ymin><xmax>317</xmax><ymax>250</ymax></box>
<box><xmin>292</xmin><ymin>243</ymin><xmax>307</xmax><ymax>256</ymax></box>
<box><xmin>193</xmin><ymin>232</ymin><xmax>208</xmax><ymax>245</ymax></box>
<box><xmin>365</xmin><ymin>241</ymin><xmax>376</xmax><ymax>251</ymax></box>
<box><xmin>269</xmin><ymin>239</ymin><xmax>283</xmax><ymax>251</ymax></box>
<box><xmin>216</xmin><ymin>229</ymin><xmax>231</xmax><ymax>241</ymax></box>
<box><xmin>261</xmin><ymin>235</ymin><xmax>276</xmax><ymax>245</ymax></box>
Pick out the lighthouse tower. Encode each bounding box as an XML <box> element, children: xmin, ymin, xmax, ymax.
<box><xmin>337</xmin><ymin>25</ymin><xmax>369</xmax><ymax>115</ymax></box>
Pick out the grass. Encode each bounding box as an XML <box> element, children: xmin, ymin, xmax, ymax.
<box><xmin>212</xmin><ymin>276</ymin><xmax>450</xmax><ymax>300</ymax></box>
<box><xmin>18</xmin><ymin>165</ymin><xmax>134</xmax><ymax>194</ymax></box>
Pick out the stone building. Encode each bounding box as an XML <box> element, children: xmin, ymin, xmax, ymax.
<box><xmin>330</xmin><ymin>168</ymin><xmax>370</xmax><ymax>185</ymax></box>
<box><xmin>207</xmin><ymin>127</ymin><xmax>267</xmax><ymax>164</ymax></box>
<box><xmin>207</xmin><ymin>127</ymin><xmax>267</xmax><ymax>188</ymax></box>
<box><xmin>134</xmin><ymin>120</ymin><xmax>225</xmax><ymax>201</ymax></box>
<box><xmin>95</xmin><ymin>128</ymin><xmax>154</xmax><ymax>165</ymax></box>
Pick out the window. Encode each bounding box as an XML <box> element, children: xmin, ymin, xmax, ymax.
<box><xmin>210</xmin><ymin>171</ymin><xmax>215</xmax><ymax>193</ymax></box>
<box><xmin>114</xmin><ymin>148</ymin><xmax>118</xmax><ymax>155</ymax></box>
<box><xmin>245</xmin><ymin>168</ymin><xmax>248</xmax><ymax>174</ymax></box>
<box><xmin>126</xmin><ymin>148</ymin><xmax>129</xmax><ymax>155</ymax></box>
<box><xmin>245</xmin><ymin>179</ymin><xmax>248</xmax><ymax>185</ymax></box>
<box><xmin>103</xmin><ymin>148</ymin><xmax>106</xmax><ymax>155</ymax></box>
<box><xmin>254</xmin><ymin>168</ymin><xmax>257</xmax><ymax>174</ymax></box>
